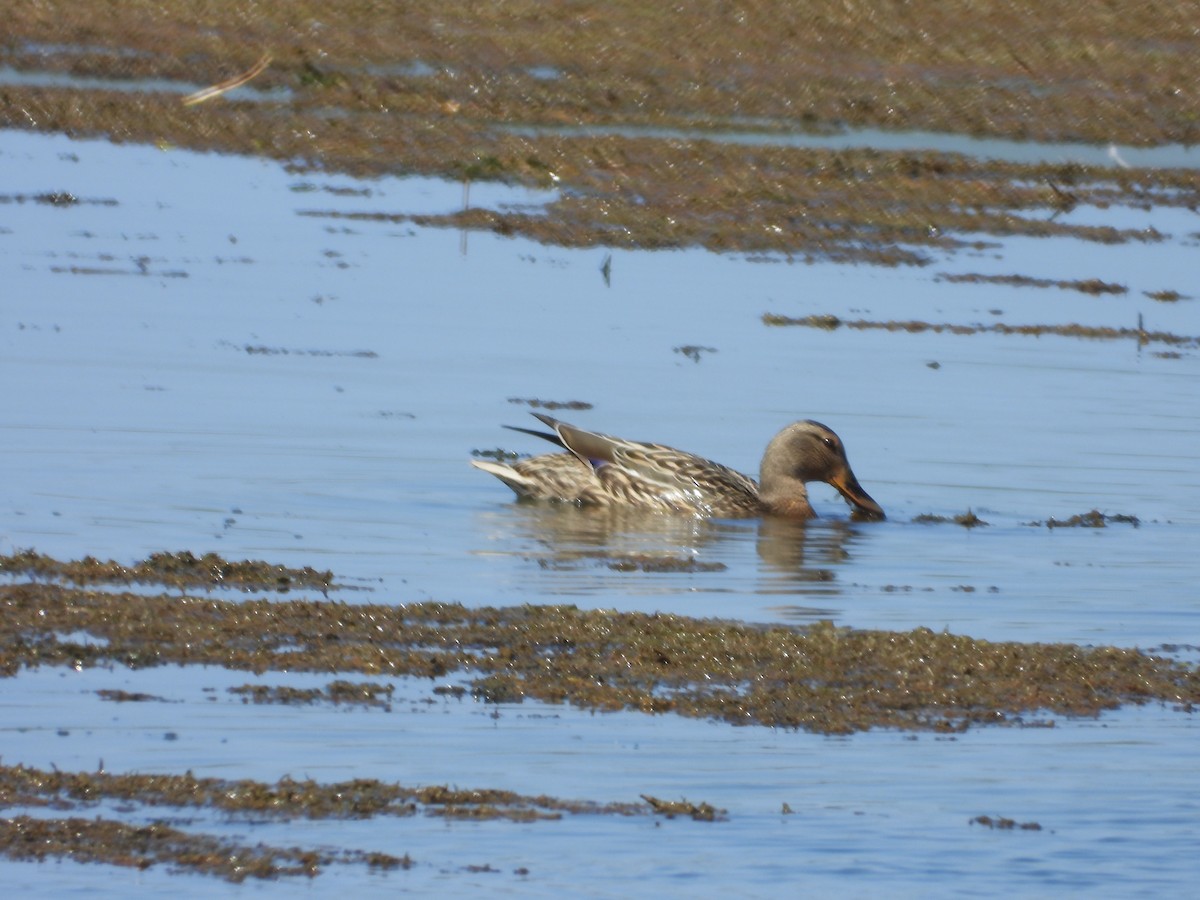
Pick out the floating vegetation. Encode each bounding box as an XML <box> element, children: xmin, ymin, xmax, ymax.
<box><xmin>1026</xmin><ymin>510</ymin><xmax>1141</xmax><ymax>529</ymax></box>
<box><xmin>0</xmin><ymin>814</ymin><xmax>408</xmax><ymax>883</ymax></box>
<box><xmin>95</xmin><ymin>689</ymin><xmax>166</xmax><ymax>703</ymax></box>
<box><xmin>1144</xmin><ymin>289</ymin><xmax>1190</xmax><ymax>302</ymax></box>
<box><xmin>290</xmin><ymin>182</ymin><xmax>373</xmax><ymax>198</ymax></box>
<box><xmin>0</xmin><ymin>549</ymin><xmax>336</xmax><ymax>593</ymax></box>
<box><xmin>912</xmin><ymin>510</ymin><xmax>989</xmax><ymax>528</ymax></box>
<box><xmin>0</xmin><ymin>192</ymin><xmax>117</xmax><ymax>207</ymax></box>
<box><xmin>0</xmin><ymin>760</ymin><xmax>714</xmax><ymax>882</ymax></box>
<box><xmin>956</xmin><ymin>510</ymin><xmax>987</xmax><ymax>528</ymax></box>
<box><xmin>970</xmin><ymin>815</ymin><xmax>1043</xmax><ymax>831</ymax></box>
<box><xmin>761</xmin><ymin>314</ymin><xmax>1200</xmax><ymax>348</ymax></box>
<box><xmin>236</xmin><ymin>344</ymin><xmax>379</xmax><ymax>358</ymax></box>
<box><xmin>937</xmin><ymin>273</ymin><xmax>1128</xmax><ymax>295</ymax></box>
<box><xmin>640</xmin><ymin>795</ymin><xmax>726</xmax><ymax>822</ymax></box>
<box><xmin>3</xmin><ymin>553</ymin><xmax>1197</xmax><ymax>734</ymax></box>
<box><xmin>506</xmin><ymin>397</ymin><xmax>594</xmax><ymax>410</ymax></box>
<box><xmin>49</xmin><ymin>264</ymin><xmax>188</xmax><ymax>278</ymax></box>
<box><xmin>0</xmin><ymin>763</ymin><xmax>660</xmax><ymax>823</ymax></box>
<box><xmin>673</xmin><ymin>345</ymin><xmax>718</xmax><ymax>362</ymax></box>
<box><xmin>471</xmin><ymin>447</ymin><xmax>522</xmax><ymax>461</ymax></box>
<box><xmin>228</xmin><ymin>680</ymin><xmax>396</xmax><ymax>709</ymax></box>
<box><xmin>282</xmin><ymin>167</ymin><xmax>1195</xmax><ymax>261</ymax></box>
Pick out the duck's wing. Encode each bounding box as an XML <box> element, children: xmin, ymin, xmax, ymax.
<box><xmin>531</xmin><ymin>413</ymin><xmax>627</xmax><ymax>469</ymax></box>
<box><xmin>534</xmin><ymin>414</ymin><xmax>760</xmax><ymax>513</ymax></box>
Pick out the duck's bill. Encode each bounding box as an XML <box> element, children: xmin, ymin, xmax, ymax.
<box><xmin>832</xmin><ymin>470</ymin><xmax>886</xmax><ymax>521</ymax></box>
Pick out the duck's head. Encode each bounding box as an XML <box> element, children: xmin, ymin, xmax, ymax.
<box><xmin>759</xmin><ymin>420</ymin><xmax>885</xmax><ymax>520</ymax></box>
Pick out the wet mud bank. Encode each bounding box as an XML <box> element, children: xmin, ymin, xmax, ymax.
<box><xmin>3</xmin><ymin>3</ymin><xmax>1198</xmax><ymax>261</ymax></box>
<box><xmin>4</xmin><ymin>552</ymin><xmax>1197</xmax><ymax>736</ymax></box>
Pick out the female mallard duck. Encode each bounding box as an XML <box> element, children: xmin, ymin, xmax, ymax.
<box><xmin>471</xmin><ymin>413</ymin><xmax>884</xmax><ymax>520</ymax></box>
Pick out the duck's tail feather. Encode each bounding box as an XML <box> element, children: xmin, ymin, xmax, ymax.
<box><xmin>502</xmin><ymin>423</ymin><xmax>566</xmax><ymax>448</ymax></box>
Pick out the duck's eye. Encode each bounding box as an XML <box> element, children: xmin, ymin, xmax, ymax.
<box><xmin>822</xmin><ymin>437</ymin><xmax>837</xmax><ymax>450</ymax></box>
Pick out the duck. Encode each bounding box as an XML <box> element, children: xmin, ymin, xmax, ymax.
<box><xmin>471</xmin><ymin>413</ymin><xmax>884</xmax><ymax>520</ymax></box>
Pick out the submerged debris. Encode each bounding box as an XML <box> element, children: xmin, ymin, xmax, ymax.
<box><xmin>182</xmin><ymin>52</ymin><xmax>272</xmax><ymax>106</ymax></box>
<box><xmin>605</xmin><ymin>555</ymin><xmax>727</xmax><ymax>573</ymax></box>
<box><xmin>532</xmin><ymin>549</ymin><xmax>726</xmax><ymax>573</ymax></box>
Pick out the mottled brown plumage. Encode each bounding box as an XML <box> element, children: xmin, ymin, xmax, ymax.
<box><xmin>471</xmin><ymin>414</ymin><xmax>884</xmax><ymax>520</ymax></box>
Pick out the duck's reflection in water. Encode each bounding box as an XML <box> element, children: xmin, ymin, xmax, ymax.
<box><xmin>472</xmin><ymin>501</ymin><xmax>878</xmax><ymax>603</ymax></box>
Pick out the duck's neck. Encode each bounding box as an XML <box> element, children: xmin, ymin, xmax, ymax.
<box><xmin>758</xmin><ymin>474</ymin><xmax>816</xmax><ymax>519</ymax></box>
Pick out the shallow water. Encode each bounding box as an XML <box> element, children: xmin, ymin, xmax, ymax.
<box><xmin>505</xmin><ymin>121</ymin><xmax>1200</xmax><ymax>169</ymax></box>
<box><xmin>2</xmin><ymin>665</ymin><xmax>1197</xmax><ymax>898</ymax></box>
<box><xmin>2</xmin><ymin>128</ymin><xmax>1199</xmax><ymax>894</ymax></box>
